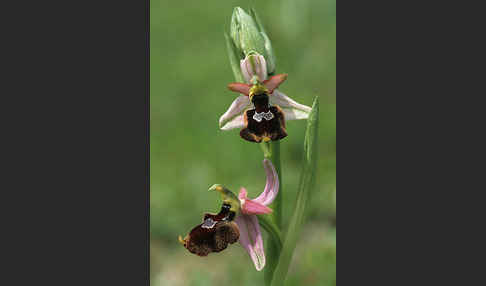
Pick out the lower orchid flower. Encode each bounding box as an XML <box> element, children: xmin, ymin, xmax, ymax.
<box><xmin>178</xmin><ymin>202</ymin><xmax>240</xmax><ymax>257</ymax></box>
<box><xmin>179</xmin><ymin>159</ymin><xmax>279</xmax><ymax>271</ymax></box>
<box><xmin>219</xmin><ymin>53</ymin><xmax>311</xmax><ymax>143</ymax></box>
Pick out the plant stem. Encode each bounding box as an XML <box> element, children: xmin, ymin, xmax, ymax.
<box><xmin>270</xmin><ymin>141</ymin><xmax>282</xmax><ymax>228</ymax></box>
<box><xmin>260</xmin><ymin>141</ymin><xmax>271</xmax><ymax>158</ymax></box>
<box><xmin>270</xmin><ymin>97</ymin><xmax>319</xmax><ymax>286</ymax></box>
<box><xmin>264</xmin><ymin>235</ymin><xmax>279</xmax><ymax>285</ymax></box>
<box><xmin>258</xmin><ymin>215</ymin><xmax>282</xmax><ymax>251</ymax></box>
<box><xmin>261</xmin><ymin>141</ymin><xmax>282</xmax><ymax>285</ymax></box>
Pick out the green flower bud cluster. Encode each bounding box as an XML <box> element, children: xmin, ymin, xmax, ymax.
<box><xmin>225</xmin><ymin>7</ymin><xmax>276</xmax><ymax>82</ymax></box>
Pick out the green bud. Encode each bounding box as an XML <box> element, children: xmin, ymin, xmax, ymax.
<box><xmin>231</xmin><ymin>7</ymin><xmax>265</xmax><ymax>57</ymax></box>
<box><xmin>229</xmin><ymin>7</ymin><xmax>277</xmax><ymax>76</ymax></box>
<box><xmin>227</xmin><ymin>7</ymin><xmax>277</xmax><ymax>80</ymax></box>
<box><xmin>260</xmin><ymin>32</ymin><xmax>276</xmax><ymax>75</ymax></box>
<box><xmin>249</xmin><ymin>8</ymin><xmax>276</xmax><ymax>74</ymax></box>
<box><xmin>224</xmin><ymin>32</ymin><xmax>245</xmax><ymax>82</ymax></box>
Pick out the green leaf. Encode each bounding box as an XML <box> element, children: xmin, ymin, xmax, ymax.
<box><xmin>224</xmin><ymin>32</ymin><xmax>245</xmax><ymax>83</ymax></box>
<box><xmin>270</xmin><ymin>97</ymin><xmax>319</xmax><ymax>286</ymax></box>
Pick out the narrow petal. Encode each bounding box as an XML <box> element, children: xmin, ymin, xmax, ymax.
<box><xmin>219</xmin><ymin>95</ymin><xmax>250</xmax><ymax>130</ymax></box>
<box><xmin>234</xmin><ymin>214</ymin><xmax>265</xmax><ymax>271</ymax></box>
<box><xmin>228</xmin><ymin>82</ymin><xmax>252</xmax><ymax>95</ymax></box>
<box><xmin>263</xmin><ymin>74</ymin><xmax>288</xmax><ymax>94</ymax></box>
<box><xmin>270</xmin><ymin>90</ymin><xmax>312</xmax><ymax>113</ymax></box>
<box><xmin>254</xmin><ymin>159</ymin><xmax>279</xmax><ymax>206</ymax></box>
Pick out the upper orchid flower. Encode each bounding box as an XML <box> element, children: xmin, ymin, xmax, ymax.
<box><xmin>210</xmin><ymin>159</ymin><xmax>279</xmax><ymax>271</ymax></box>
<box><xmin>219</xmin><ymin>53</ymin><xmax>312</xmax><ymax>143</ymax></box>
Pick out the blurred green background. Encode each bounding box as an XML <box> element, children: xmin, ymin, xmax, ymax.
<box><xmin>150</xmin><ymin>0</ymin><xmax>335</xmax><ymax>285</ymax></box>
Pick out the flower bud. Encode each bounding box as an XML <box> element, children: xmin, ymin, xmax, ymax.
<box><xmin>240</xmin><ymin>53</ymin><xmax>267</xmax><ymax>83</ymax></box>
<box><xmin>231</xmin><ymin>7</ymin><xmax>265</xmax><ymax>57</ymax></box>
<box><xmin>249</xmin><ymin>8</ymin><xmax>276</xmax><ymax>74</ymax></box>
<box><xmin>230</xmin><ymin>7</ymin><xmax>275</xmax><ymax>75</ymax></box>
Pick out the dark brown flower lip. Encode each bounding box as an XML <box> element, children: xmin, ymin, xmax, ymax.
<box><xmin>179</xmin><ymin>203</ymin><xmax>239</xmax><ymax>256</ymax></box>
<box><xmin>240</xmin><ymin>105</ymin><xmax>287</xmax><ymax>143</ymax></box>
<box><xmin>232</xmin><ymin>85</ymin><xmax>288</xmax><ymax>143</ymax></box>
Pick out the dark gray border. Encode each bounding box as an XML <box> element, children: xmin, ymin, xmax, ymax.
<box><xmin>1</xmin><ymin>0</ymin><xmax>150</xmax><ymax>284</ymax></box>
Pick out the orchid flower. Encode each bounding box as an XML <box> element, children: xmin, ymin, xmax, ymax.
<box><xmin>209</xmin><ymin>159</ymin><xmax>279</xmax><ymax>271</ymax></box>
<box><xmin>219</xmin><ymin>53</ymin><xmax>312</xmax><ymax>142</ymax></box>
<box><xmin>179</xmin><ymin>159</ymin><xmax>278</xmax><ymax>270</ymax></box>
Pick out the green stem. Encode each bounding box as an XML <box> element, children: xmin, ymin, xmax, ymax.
<box><xmin>260</xmin><ymin>141</ymin><xmax>271</xmax><ymax>158</ymax></box>
<box><xmin>270</xmin><ymin>141</ymin><xmax>282</xmax><ymax>228</ymax></box>
<box><xmin>258</xmin><ymin>215</ymin><xmax>282</xmax><ymax>251</ymax></box>
<box><xmin>261</xmin><ymin>141</ymin><xmax>282</xmax><ymax>285</ymax></box>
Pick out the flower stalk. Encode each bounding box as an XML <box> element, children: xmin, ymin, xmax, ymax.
<box><xmin>227</xmin><ymin>7</ymin><xmax>286</xmax><ymax>238</ymax></box>
<box><xmin>258</xmin><ymin>140</ymin><xmax>284</xmax><ymax>284</ymax></box>
<box><xmin>261</xmin><ymin>141</ymin><xmax>282</xmax><ymax>285</ymax></box>
<box><xmin>225</xmin><ymin>7</ymin><xmax>287</xmax><ymax>284</ymax></box>
<box><xmin>178</xmin><ymin>5</ymin><xmax>320</xmax><ymax>284</ymax></box>
<box><xmin>220</xmin><ymin>6</ymin><xmax>317</xmax><ymax>285</ymax></box>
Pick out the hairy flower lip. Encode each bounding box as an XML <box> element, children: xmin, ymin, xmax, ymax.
<box><xmin>179</xmin><ymin>207</ymin><xmax>240</xmax><ymax>257</ymax></box>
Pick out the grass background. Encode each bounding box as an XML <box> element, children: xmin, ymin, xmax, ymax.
<box><xmin>150</xmin><ymin>0</ymin><xmax>335</xmax><ymax>285</ymax></box>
